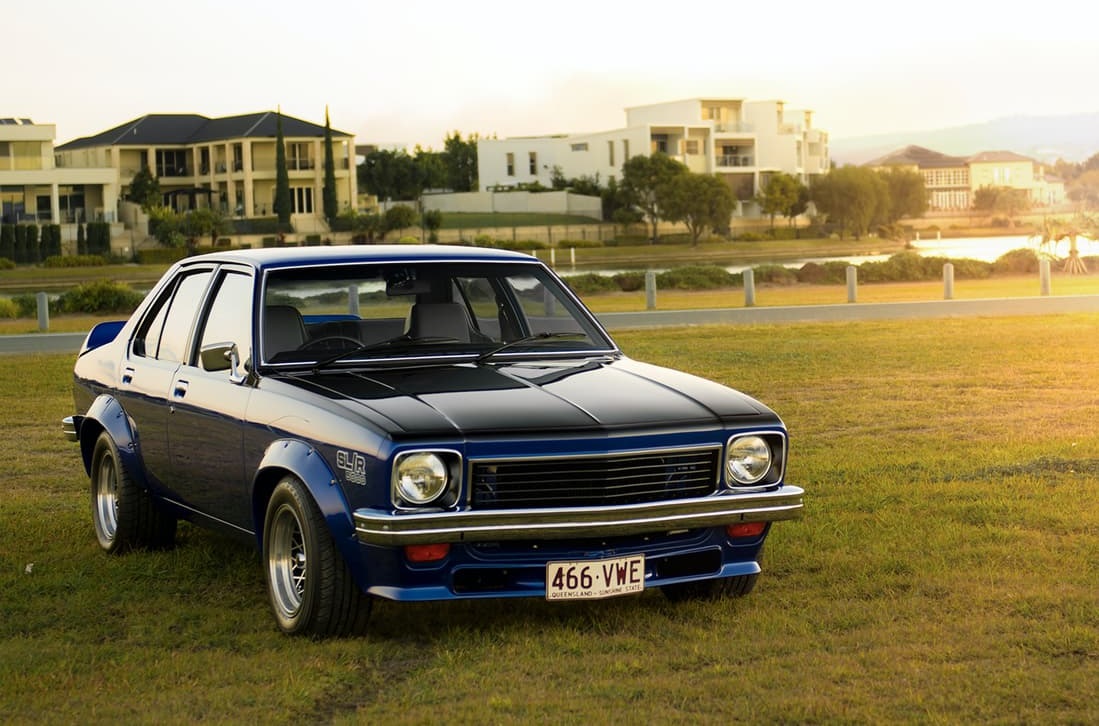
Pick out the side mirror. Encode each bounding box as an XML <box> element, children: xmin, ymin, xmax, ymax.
<box><xmin>200</xmin><ymin>341</ymin><xmax>248</xmax><ymax>383</ymax></box>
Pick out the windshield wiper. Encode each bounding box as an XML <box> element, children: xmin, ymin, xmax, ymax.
<box><xmin>474</xmin><ymin>332</ymin><xmax>588</xmax><ymax>363</ymax></box>
<box><xmin>311</xmin><ymin>335</ymin><xmax>458</xmax><ymax>372</ymax></box>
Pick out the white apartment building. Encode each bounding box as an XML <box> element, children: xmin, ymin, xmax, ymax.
<box><xmin>477</xmin><ymin>98</ymin><xmax>830</xmax><ymax>215</ymax></box>
<box><xmin>0</xmin><ymin>118</ymin><xmax>118</xmax><ymax>224</ymax></box>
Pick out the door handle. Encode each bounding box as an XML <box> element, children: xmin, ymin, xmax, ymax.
<box><xmin>122</xmin><ymin>366</ymin><xmax>135</xmax><ymax>384</ymax></box>
<box><xmin>173</xmin><ymin>380</ymin><xmax>189</xmax><ymax>398</ymax></box>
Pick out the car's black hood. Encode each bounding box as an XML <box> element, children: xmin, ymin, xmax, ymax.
<box><xmin>274</xmin><ymin>357</ymin><xmax>771</xmax><ymax>436</ymax></box>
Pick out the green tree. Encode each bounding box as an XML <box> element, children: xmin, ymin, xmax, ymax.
<box><xmin>620</xmin><ymin>153</ymin><xmax>689</xmax><ymax>242</ymax></box>
<box><xmin>273</xmin><ymin>111</ymin><xmax>292</xmax><ymax>229</ymax></box>
<box><xmin>148</xmin><ymin>207</ymin><xmax>185</xmax><ymax>247</ymax></box>
<box><xmin>128</xmin><ymin>165</ymin><xmax>162</xmax><ymax>211</ymax></box>
<box><xmin>422</xmin><ymin>209</ymin><xmax>443</xmax><ymax>243</ymax></box>
<box><xmin>413</xmin><ymin>146</ymin><xmax>448</xmax><ymax>190</ymax></box>
<box><xmin>360</xmin><ymin>149</ymin><xmax>424</xmax><ymax>201</ymax></box>
<box><xmin>1032</xmin><ymin>215</ymin><xmax>1093</xmax><ymax>274</ymax></box>
<box><xmin>877</xmin><ymin>167</ymin><xmax>928</xmax><ymax>223</ymax></box>
<box><xmin>384</xmin><ymin>205</ymin><xmax>419</xmax><ymax>237</ymax></box>
<box><xmin>661</xmin><ymin>173</ymin><xmax>735</xmax><ymax>245</ymax></box>
<box><xmin>1066</xmin><ymin>170</ymin><xmax>1099</xmax><ymax>209</ymax></box>
<box><xmin>810</xmin><ymin>166</ymin><xmax>888</xmax><ymax>239</ymax></box>
<box><xmin>182</xmin><ymin>207</ymin><xmax>231</xmax><ymax>250</ymax></box>
<box><xmin>756</xmin><ymin>173</ymin><xmax>801</xmax><ymax>231</ymax></box>
<box><xmin>322</xmin><ymin>107</ymin><xmax>339</xmax><ymax>224</ymax></box>
<box><xmin>443</xmin><ymin>131</ymin><xmax>479</xmax><ymax>192</ymax></box>
<box><xmin>76</xmin><ymin>223</ymin><xmax>86</xmax><ymax>255</ymax></box>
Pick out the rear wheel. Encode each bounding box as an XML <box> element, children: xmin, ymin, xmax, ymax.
<box><xmin>263</xmin><ymin>475</ymin><xmax>371</xmax><ymax>637</ymax></box>
<box><xmin>90</xmin><ymin>432</ymin><xmax>176</xmax><ymax>553</ymax></box>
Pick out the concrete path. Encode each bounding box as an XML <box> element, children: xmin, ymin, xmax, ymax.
<box><xmin>4</xmin><ymin>294</ymin><xmax>1099</xmax><ymax>355</ymax></box>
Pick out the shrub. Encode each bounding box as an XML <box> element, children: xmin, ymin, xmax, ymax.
<box><xmin>558</xmin><ymin>239</ymin><xmax>603</xmax><ymax>249</ymax></box>
<box><xmin>612</xmin><ymin>272</ymin><xmax>647</xmax><ymax>292</ymax></box>
<box><xmin>0</xmin><ymin>257</ymin><xmax>14</xmax><ymax>271</ymax></box>
<box><xmin>735</xmin><ymin>231</ymin><xmax>769</xmax><ymax>242</ymax></box>
<box><xmin>796</xmin><ymin>261</ymin><xmax>849</xmax><ymax>285</ymax></box>
<box><xmin>42</xmin><ymin>254</ymin><xmax>108</xmax><ymax>268</ymax></box>
<box><xmin>992</xmin><ymin>248</ymin><xmax>1040</xmax><ymax>275</ymax></box>
<box><xmin>12</xmin><ymin>294</ymin><xmax>40</xmax><ymax>317</ymax></box>
<box><xmin>751</xmin><ymin>264</ymin><xmax>798</xmax><ymax>285</ymax></box>
<box><xmin>562</xmin><ymin>273</ymin><xmax>620</xmax><ymax>295</ymax></box>
<box><xmin>657</xmin><ymin>265</ymin><xmax>738</xmax><ymax>290</ymax></box>
<box><xmin>0</xmin><ymin>297</ymin><xmax>18</xmax><ymax>319</ymax></box>
<box><xmin>396</xmin><ymin>236</ymin><xmax>421</xmax><ymax>245</ymax></box>
<box><xmin>57</xmin><ymin>280</ymin><xmax>144</xmax><ymax>314</ymax></box>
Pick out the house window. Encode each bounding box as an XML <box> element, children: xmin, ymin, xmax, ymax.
<box><xmin>652</xmin><ymin>135</ymin><xmax>668</xmax><ymax>154</ymax></box>
<box><xmin>288</xmin><ymin>143</ymin><xmax>313</xmax><ymax>171</ymax></box>
<box><xmin>684</xmin><ymin>140</ymin><xmax>699</xmax><ymax>155</ymax></box>
<box><xmin>608</xmin><ymin>141</ymin><xmax>615</xmax><ymax>167</ymax></box>
<box><xmin>570</xmin><ymin>142</ymin><xmax>588</xmax><ymax>152</ymax></box>
<box><xmin>292</xmin><ymin>186</ymin><xmax>313</xmax><ymax>214</ymax></box>
<box><xmin>622</xmin><ymin>139</ymin><xmax>629</xmax><ymax>161</ymax></box>
<box><xmin>529</xmin><ymin>152</ymin><xmax>537</xmax><ymax>175</ymax></box>
<box><xmin>506</xmin><ymin>153</ymin><xmax>514</xmax><ymax>176</ymax></box>
<box><xmin>155</xmin><ymin>149</ymin><xmax>189</xmax><ymax>177</ymax></box>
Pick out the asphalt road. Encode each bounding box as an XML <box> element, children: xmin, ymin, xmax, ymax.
<box><xmin>4</xmin><ymin>294</ymin><xmax>1099</xmax><ymax>355</ymax></box>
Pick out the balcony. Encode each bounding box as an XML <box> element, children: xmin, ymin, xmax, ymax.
<box><xmin>716</xmin><ymin>155</ymin><xmax>754</xmax><ymax>168</ymax></box>
<box><xmin>714</xmin><ymin>122</ymin><xmax>754</xmax><ymax>134</ymax></box>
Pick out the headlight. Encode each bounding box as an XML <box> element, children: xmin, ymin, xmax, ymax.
<box><xmin>393</xmin><ymin>452</ymin><xmax>449</xmax><ymax>505</ymax></box>
<box><xmin>726</xmin><ymin>435</ymin><xmax>772</xmax><ymax>485</ymax></box>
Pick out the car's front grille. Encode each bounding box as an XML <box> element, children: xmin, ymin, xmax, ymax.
<box><xmin>470</xmin><ymin>447</ymin><xmax>721</xmax><ymax>510</ymax></box>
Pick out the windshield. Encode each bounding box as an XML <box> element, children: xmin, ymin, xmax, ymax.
<box><xmin>260</xmin><ymin>260</ymin><xmax>616</xmax><ymax>367</ymax></box>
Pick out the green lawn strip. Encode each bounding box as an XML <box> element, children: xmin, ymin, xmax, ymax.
<box><xmin>2</xmin><ymin>317</ymin><xmax>1098</xmax><ymax>722</ymax></box>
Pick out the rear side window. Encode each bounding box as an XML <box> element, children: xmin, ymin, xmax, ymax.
<box><xmin>136</xmin><ymin>271</ymin><xmax>213</xmax><ymax>363</ymax></box>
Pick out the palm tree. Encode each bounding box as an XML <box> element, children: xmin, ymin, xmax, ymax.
<box><xmin>1033</xmin><ymin>215</ymin><xmax>1092</xmax><ymax>274</ymax></box>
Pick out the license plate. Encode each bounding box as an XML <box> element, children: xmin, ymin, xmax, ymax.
<box><xmin>545</xmin><ymin>554</ymin><xmax>645</xmax><ymax>601</ymax></box>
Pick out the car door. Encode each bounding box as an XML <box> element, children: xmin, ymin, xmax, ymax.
<box><xmin>116</xmin><ymin>267</ymin><xmax>215</xmax><ymax>492</ymax></box>
<box><xmin>165</xmin><ymin>267</ymin><xmax>255</xmax><ymax>531</ymax></box>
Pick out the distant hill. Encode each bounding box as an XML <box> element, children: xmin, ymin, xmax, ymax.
<box><xmin>830</xmin><ymin>113</ymin><xmax>1099</xmax><ymax>166</ymax></box>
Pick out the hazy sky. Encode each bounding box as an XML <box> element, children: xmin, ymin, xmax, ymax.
<box><xmin>10</xmin><ymin>0</ymin><xmax>1096</xmax><ymax>149</ymax></box>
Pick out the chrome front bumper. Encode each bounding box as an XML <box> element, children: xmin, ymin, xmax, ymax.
<box><xmin>62</xmin><ymin>415</ymin><xmax>80</xmax><ymax>442</ymax></box>
<box><xmin>353</xmin><ymin>485</ymin><xmax>804</xmax><ymax>545</ymax></box>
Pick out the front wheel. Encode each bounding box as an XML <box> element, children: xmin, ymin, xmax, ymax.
<box><xmin>90</xmin><ymin>432</ymin><xmax>176</xmax><ymax>553</ymax></box>
<box><xmin>263</xmin><ymin>475</ymin><xmax>371</xmax><ymax>637</ymax></box>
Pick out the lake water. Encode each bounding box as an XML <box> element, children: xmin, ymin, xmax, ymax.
<box><xmin>558</xmin><ymin>234</ymin><xmax>1098</xmax><ymax>278</ymax></box>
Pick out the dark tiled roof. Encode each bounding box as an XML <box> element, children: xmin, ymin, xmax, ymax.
<box><xmin>864</xmin><ymin>145</ymin><xmax>968</xmax><ymax>169</ymax></box>
<box><xmin>57</xmin><ymin>111</ymin><xmax>350</xmax><ymax>150</ymax></box>
<box><xmin>967</xmin><ymin>150</ymin><xmax>1035</xmax><ymax>164</ymax></box>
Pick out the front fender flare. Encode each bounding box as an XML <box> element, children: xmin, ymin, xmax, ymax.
<box><xmin>252</xmin><ymin>439</ymin><xmax>364</xmax><ymax>583</ymax></box>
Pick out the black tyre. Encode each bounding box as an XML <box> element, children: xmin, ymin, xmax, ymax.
<box><xmin>661</xmin><ymin>573</ymin><xmax>758</xmax><ymax>602</ymax></box>
<box><xmin>90</xmin><ymin>432</ymin><xmax>177</xmax><ymax>553</ymax></box>
<box><xmin>263</xmin><ymin>475</ymin><xmax>371</xmax><ymax>637</ymax></box>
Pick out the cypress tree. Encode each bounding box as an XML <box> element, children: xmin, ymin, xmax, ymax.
<box><xmin>273</xmin><ymin>110</ymin><xmax>292</xmax><ymax>231</ymax></box>
<box><xmin>0</xmin><ymin>225</ymin><xmax>14</xmax><ymax>261</ymax></box>
<box><xmin>26</xmin><ymin>224</ymin><xmax>39</xmax><ymax>264</ymax></box>
<box><xmin>322</xmin><ymin>106</ymin><xmax>338</xmax><ymax>224</ymax></box>
<box><xmin>77</xmin><ymin>223</ymin><xmax>86</xmax><ymax>255</ymax></box>
<box><xmin>14</xmin><ymin>224</ymin><xmax>27</xmax><ymax>264</ymax></box>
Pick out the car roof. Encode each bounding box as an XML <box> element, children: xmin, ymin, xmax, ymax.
<box><xmin>176</xmin><ymin>244</ymin><xmax>541</xmax><ymax>273</ymax></box>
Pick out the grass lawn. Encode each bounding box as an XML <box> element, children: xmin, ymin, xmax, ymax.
<box><xmin>2</xmin><ymin>314</ymin><xmax>1098</xmax><ymax>722</ymax></box>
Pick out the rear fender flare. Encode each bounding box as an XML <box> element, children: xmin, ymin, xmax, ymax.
<box><xmin>77</xmin><ymin>395</ymin><xmax>147</xmax><ymax>489</ymax></box>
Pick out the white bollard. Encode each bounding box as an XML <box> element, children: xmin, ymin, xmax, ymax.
<box><xmin>846</xmin><ymin>266</ymin><xmax>858</xmax><ymax>303</ymax></box>
<box><xmin>1040</xmin><ymin>259</ymin><xmax>1051</xmax><ymax>296</ymax></box>
<box><xmin>37</xmin><ymin>292</ymin><xmax>49</xmax><ymax>332</ymax></box>
<box><xmin>943</xmin><ymin>263</ymin><xmax>954</xmax><ymax>300</ymax></box>
<box><xmin>645</xmin><ymin>270</ymin><xmax>657</xmax><ymax>310</ymax></box>
<box><xmin>743</xmin><ymin>269</ymin><xmax>756</xmax><ymax>307</ymax></box>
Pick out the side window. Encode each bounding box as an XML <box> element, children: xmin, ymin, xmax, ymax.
<box><xmin>157</xmin><ymin>271</ymin><xmax>213</xmax><ymax>363</ymax></box>
<box><xmin>197</xmin><ymin>272</ymin><xmax>253</xmax><ymax>369</ymax></box>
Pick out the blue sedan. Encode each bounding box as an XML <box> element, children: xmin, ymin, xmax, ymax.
<box><xmin>64</xmin><ymin>245</ymin><xmax>803</xmax><ymax>636</ymax></box>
